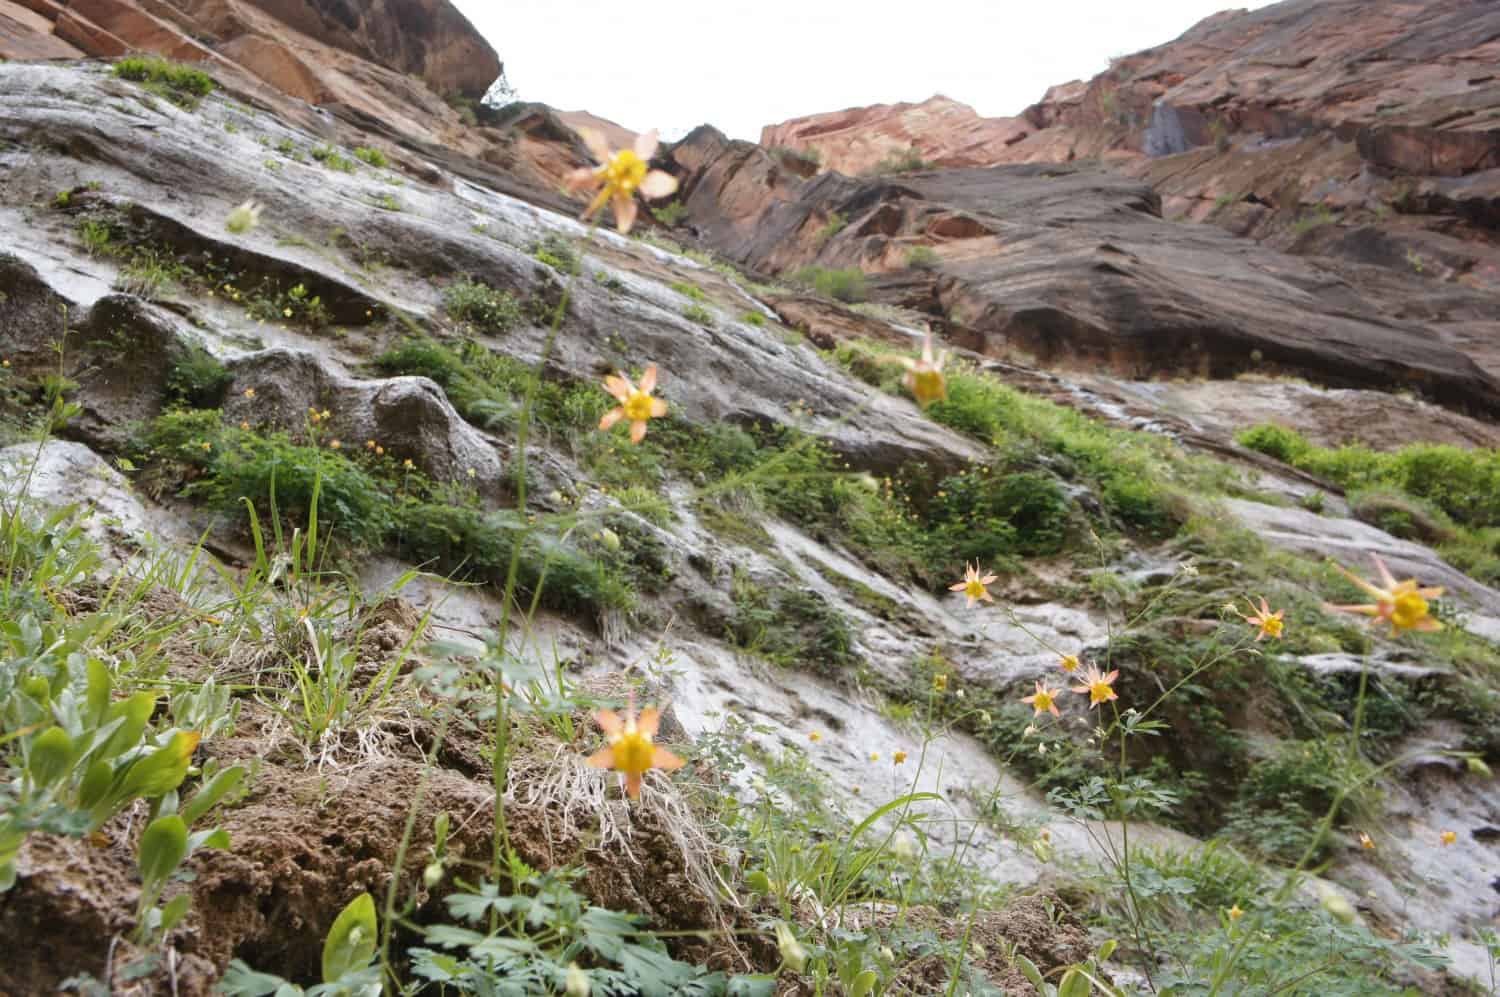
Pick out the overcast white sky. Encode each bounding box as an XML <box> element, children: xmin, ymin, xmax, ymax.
<box><xmin>452</xmin><ymin>0</ymin><xmax>1281</xmax><ymax>141</ymax></box>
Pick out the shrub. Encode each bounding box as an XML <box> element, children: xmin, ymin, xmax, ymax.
<box><xmin>813</xmin><ymin>212</ymin><xmax>847</xmax><ymax>245</ymax></box>
<box><xmin>310</xmin><ymin>145</ymin><xmax>357</xmax><ymax>172</ymax></box>
<box><xmin>112</xmin><ymin>57</ymin><xmax>215</xmax><ymax>109</ymax></box>
<box><xmin>864</xmin><ymin>146</ymin><xmax>933</xmax><ymax>176</ymax></box>
<box><xmin>903</xmin><ymin>245</ymin><xmax>939</xmax><ymax>269</ymax></box>
<box><xmin>683</xmin><ymin>304</ymin><xmax>714</xmax><ymax>326</ymax></box>
<box><xmin>444</xmin><ymin>279</ymin><xmax>523</xmax><ymax>334</ymax></box>
<box><xmin>651</xmin><ymin>200</ymin><xmax>688</xmax><ymax>226</ymax></box>
<box><xmin>740</xmin><ymin>311</ymin><xmax>766</xmax><ymax>327</ymax></box>
<box><xmin>164</xmin><ymin>344</ymin><xmax>231</xmax><ymax>409</ymax></box>
<box><xmin>726</xmin><ymin>574</ymin><xmax>854</xmax><ymax>675</ymax></box>
<box><xmin>789</xmin><ymin>266</ymin><xmax>867</xmax><ymax>303</ymax></box>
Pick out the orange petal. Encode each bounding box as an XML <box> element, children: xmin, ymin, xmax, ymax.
<box><xmin>634</xmin><ymin>129</ymin><xmax>659</xmax><ymax>161</ymax></box>
<box><xmin>640</xmin><ymin>170</ymin><xmax>678</xmax><ymax>200</ymax></box>
<box><xmin>579</xmin><ymin>127</ymin><xmax>613</xmax><ymax>166</ymax></box>
<box><xmin>565</xmin><ymin>166</ymin><xmax>600</xmax><ymax>193</ymax></box>
<box><xmin>639</xmin><ymin>364</ymin><xmax>658</xmax><ymax>394</ymax></box>
<box><xmin>652</xmin><ymin>746</ymin><xmax>685</xmax><ymax>771</ymax></box>
<box><xmin>599</xmin><ymin>408</ymin><xmax>625</xmax><ymax>430</ymax></box>
<box><xmin>624</xmin><ymin>771</ymin><xmax>643</xmax><ymax>800</ymax></box>
<box><xmin>613</xmin><ymin>195</ymin><xmax>638</xmax><ymax>235</ymax></box>
<box><xmin>649</xmin><ymin>398</ymin><xmax>668</xmax><ymax>418</ymax></box>
<box><xmin>948</xmin><ymin>581</ymin><xmax>967</xmax><ymax>592</ymax></box>
<box><xmin>594</xmin><ymin>708</ymin><xmax>624</xmax><ymax>736</ymax></box>
<box><xmin>586</xmin><ymin>746</ymin><xmax>616</xmax><ymax>769</ymax></box>
<box><xmin>604</xmin><ymin>374</ymin><xmax>632</xmax><ymax>401</ymax></box>
<box><xmin>1372</xmin><ymin>555</ymin><xmax>1399</xmax><ymax>591</ymax></box>
<box><xmin>637</xmin><ymin>707</ymin><xmax>660</xmax><ymax>738</ymax></box>
<box><xmin>630</xmin><ymin>419</ymin><xmax>648</xmax><ymax>444</ymax></box>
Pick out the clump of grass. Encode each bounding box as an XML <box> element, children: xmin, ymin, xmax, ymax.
<box><xmin>789</xmin><ymin>265</ymin><xmax>867</xmax><ymax>303</ymax></box>
<box><xmin>903</xmin><ymin>245</ymin><xmax>939</xmax><ymax>269</ymax></box>
<box><xmin>683</xmin><ymin>303</ymin><xmax>714</xmax><ymax>326</ymax></box>
<box><xmin>353</xmin><ymin>146</ymin><xmax>389</xmax><ymax>168</ymax></box>
<box><xmin>651</xmin><ymin>200</ymin><xmax>688</xmax><ymax>226</ymax></box>
<box><xmin>164</xmin><ymin>343</ymin><xmax>231</xmax><ymax>409</ymax></box>
<box><xmin>444</xmin><ymin>279</ymin><xmax>524</xmax><ymax>334</ymax></box>
<box><xmin>864</xmin><ymin>146</ymin><xmax>932</xmax><ymax>176</ymax></box>
<box><xmin>531</xmin><ymin>234</ymin><xmax>579</xmax><ymax>273</ymax></box>
<box><xmin>112</xmin><ymin>56</ymin><xmax>215</xmax><ymax>109</ymax></box>
<box><xmin>310</xmin><ymin>145</ymin><xmax>357</xmax><ymax>173</ymax></box>
<box><xmin>813</xmin><ymin>212</ymin><xmax>847</xmax><ymax>245</ymax></box>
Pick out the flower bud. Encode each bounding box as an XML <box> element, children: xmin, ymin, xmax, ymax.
<box><xmin>1467</xmin><ymin>756</ymin><xmax>1493</xmax><ymax>778</ymax></box>
<box><xmin>774</xmin><ymin>921</ymin><xmax>808</xmax><ymax>973</ymax></box>
<box><xmin>598</xmin><ymin>528</ymin><xmax>621</xmax><ymax>552</ymax></box>
<box><xmin>565</xmin><ymin>963</ymin><xmax>591</xmax><ymax>997</ymax></box>
<box><xmin>423</xmin><ymin>862</ymin><xmax>444</xmax><ymax>889</ymax></box>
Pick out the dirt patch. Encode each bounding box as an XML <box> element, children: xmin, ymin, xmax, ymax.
<box><xmin>885</xmin><ymin>894</ymin><xmax>1094</xmax><ymax>995</ymax></box>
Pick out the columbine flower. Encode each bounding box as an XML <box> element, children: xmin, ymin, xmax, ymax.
<box><xmin>585</xmin><ymin>698</ymin><xmax>685</xmax><ymax>800</ymax></box>
<box><xmin>1326</xmin><ymin>555</ymin><xmax>1443</xmax><ymax>635</ymax></box>
<box><xmin>1227</xmin><ymin>904</ymin><xmax>1244</xmax><ymax>922</ymax></box>
<box><xmin>1358</xmin><ymin>831</ymin><xmax>1375</xmax><ymax>850</ymax></box>
<box><xmin>1071</xmin><ymin>666</ymin><xmax>1119</xmax><ymax>709</ymax></box>
<box><xmin>899</xmin><ymin>330</ymin><xmax>948</xmax><ymax>407</ymax></box>
<box><xmin>565</xmin><ymin>129</ymin><xmax>678</xmax><ymax>234</ymax></box>
<box><xmin>403</xmin><ymin>458</ymin><xmax>415</xmax><ymax>469</ymax></box>
<box><xmin>1440</xmin><ymin>830</ymin><xmax>1457</xmax><ymax>846</ymax></box>
<box><xmin>226</xmin><ymin>200</ymin><xmax>262</xmax><ymax>234</ymax></box>
<box><xmin>1021</xmin><ymin>680</ymin><xmax>1061</xmax><ymax>717</ymax></box>
<box><xmin>599</xmin><ymin>364</ymin><xmax>667</xmax><ymax>444</ymax></box>
<box><xmin>949</xmin><ymin>562</ymin><xmax>997</xmax><ymax>608</ymax></box>
<box><xmin>932</xmin><ymin>673</ymin><xmax>949</xmax><ymax>693</ymax></box>
<box><xmin>807</xmin><ymin>731</ymin><xmax>822</xmax><ymax>743</ymax></box>
<box><xmin>893</xmin><ymin>750</ymin><xmax>908</xmax><ymax>765</ymax></box>
<box><xmin>1059</xmin><ymin>654</ymin><xmax>1081</xmax><ymax>674</ymax></box>
<box><xmin>1240</xmin><ymin>597</ymin><xmax>1284</xmax><ymax>641</ymax></box>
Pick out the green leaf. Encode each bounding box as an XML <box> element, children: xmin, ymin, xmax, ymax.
<box><xmin>138</xmin><ymin>815</ymin><xmax>188</xmax><ymax>893</ymax></box>
<box><xmin>28</xmin><ymin>726</ymin><xmax>76</xmax><ymax>787</ymax></box>
<box><xmin>100</xmin><ymin>692</ymin><xmax>156</xmax><ymax>760</ymax></box>
<box><xmin>181</xmin><ymin>765</ymin><xmax>245</xmax><ymax>826</ymax></box>
<box><xmin>321</xmin><ymin>892</ymin><xmax>377</xmax><ymax>983</ymax></box>
<box><xmin>85</xmin><ymin>658</ymin><xmax>111</xmax><ymax>726</ymax></box>
<box><xmin>1095</xmin><ymin>939</ymin><xmax>1117</xmax><ymax>962</ymax></box>
<box><xmin>1015</xmin><ymin>955</ymin><xmax>1046</xmax><ymax>990</ymax></box>
<box><xmin>1058</xmin><ymin>967</ymin><xmax>1091</xmax><ymax>997</ymax></box>
<box><xmin>119</xmin><ymin>730</ymin><xmax>200</xmax><ymax>800</ymax></box>
<box><xmin>160</xmin><ymin>892</ymin><xmax>193</xmax><ymax>934</ymax></box>
<box><xmin>187</xmin><ymin>828</ymin><xmax>230</xmax><ymax>853</ymax></box>
<box><xmin>848</xmin><ymin>969</ymin><xmax>878</xmax><ymax>997</ymax></box>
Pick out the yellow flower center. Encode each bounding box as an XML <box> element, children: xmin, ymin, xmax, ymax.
<box><xmin>1262</xmin><ymin>615</ymin><xmax>1283</xmax><ymax>637</ymax></box>
<box><xmin>606</xmin><ymin>150</ymin><xmax>649</xmax><ymax>192</ymax></box>
<box><xmin>612</xmin><ymin>728</ymin><xmax>654</xmax><ymax>777</ymax></box>
<box><xmin>1089</xmin><ymin>681</ymin><xmax>1112</xmax><ymax>705</ymax></box>
<box><xmin>1031</xmin><ymin>690</ymin><xmax>1054</xmax><ymax>713</ymax></box>
<box><xmin>1060</xmin><ymin>655</ymin><xmax>1080</xmax><ymax>673</ymax></box>
<box><xmin>1390</xmin><ymin>592</ymin><xmax>1428</xmax><ymax>630</ymax></box>
<box><xmin>964</xmin><ymin>579</ymin><xmax>987</xmax><ymax>599</ymax></box>
<box><xmin>911</xmin><ymin>367</ymin><xmax>946</xmax><ymax>405</ymax></box>
<box><xmin>623</xmin><ymin>389</ymin><xmax>655</xmax><ymax>422</ymax></box>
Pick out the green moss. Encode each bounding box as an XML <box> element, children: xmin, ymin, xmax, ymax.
<box><xmin>352</xmin><ymin>146</ymin><xmax>389</xmax><ymax>168</ymax></box>
<box><xmin>726</xmin><ymin>573</ymin><xmax>855</xmax><ymax>675</ymax></box>
<box><xmin>789</xmin><ymin>266</ymin><xmax>867</xmax><ymax>303</ymax></box>
<box><xmin>444</xmin><ymin>279</ymin><xmax>523</xmax><ymax>334</ymax></box>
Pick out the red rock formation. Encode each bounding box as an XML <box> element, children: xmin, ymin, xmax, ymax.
<box><xmin>760</xmin><ymin>95</ymin><xmax>1032</xmax><ymax>176</ymax></box>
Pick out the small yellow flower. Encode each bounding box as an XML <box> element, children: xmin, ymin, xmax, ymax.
<box><xmin>868</xmin><ymin>752</ymin><xmax>880</xmax><ymax>762</ymax></box>
<box><xmin>1228</xmin><ymin>904</ymin><xmax>1244</xmax><ymax>922</ymax></box>
<box><xmin>239</xmin><ymin>420</ymin><xmax>250</xmax><ymax>430</ymax></box>
<box><xmin>898</xmin><ymin>330</ymin><xmax>948</xmax><ymax>407</ymax></box>
<box><xmin>1325</xmin><ymin>554</ymin><xmax>1443</xmax><ymax>636</ymax></box>
<box><xmin>808</xmin><ymin>731</ymin><xmax>822</xmax><ymax>743</ymax></box>
<box><xmin>375</xmin><ymin>446</ymin><xmax>385</xmax><ymax>456</ymax></box>
<box><xmin>932</xmin><ymin>673</ymin><xmax>949</xmax><ymax>693</ymax></box>
<box><xmin>893</xmin><ymin>750</ymin><xmax>908</xmax><ymax>765</ymax></box>
<box><xmin>1071</xmin><ymin>666</ymin><xmax>1120</xmax><ymax>709</ymax></box>
<box><xmin>600</xmin><ymin>364</ymin><xmax>667</xmax><ymax>444</ymax></box>
<box><xmin>328</xmin><ymin>439</ymin><xmax>340</xmax><ymax>449</ymax></box>
<box><xmin>1240</xmin><ymin>597</ymin><xmax>1284</xmax><ymax>641</ymax></box>
<box><xmin>283</xmin><ymin>307</ymin><xmax>294</xmax><ymax>318</ymax></box>
<box><xmin>1059</xmin><ymin>654</ymin><xmax>1081</xmax><ymax>674</ymax></box>
<box><xmin>225</xmin><ymin>200</ymin><xmax>262</xmax><ymax>234</ymax></box>
<box><xmin>243</xmin><ymin>387</ymin><xmax>255</xmax><ymax>399</ymax></box>
<box><xmin>366</xmin><ymin>439</ymin><xmax>377</xmax><ymax>449</ymax></box>
<box><xmin>199</xmin><ymin>441</ymin><xmax>211</xmax><ymax>452</ymax></box>
<box><xmin>949</xmin><ymin>561</ymin><xmax>997</xmax><ymax>608</ymax></box>
<box><xmin>1440</xmin><ymin>830</ymin><xmax>1457</xmax><ymax>846</ymax></box>
<box><xmin>320</xmin><ymin>409</ymin><xmax>330</xmax><ymax>420</ymax></box>
<box><xmin>403</xmin><ymin>458</ymin><xmax>415</xmax><ymax>469</ymax></box>
<box><xmin>1359</xmin><ymin>831</ymin><xmax>1376</xmax><ymax>850</ymax></box>
<box><xmin>467</xmin><ymin>467</ymin><xmax>476</xmax><ymax>478</ymax></box>
<box><xmin>1022</xmin><ymin>680</ymin><xmax>1062</xmax><ymax>717</ymax></box>
<box><xmin>2</xmin><ymin>359</ymin><xmax>11</xmax><ymax>368</ymax></box>
<box><xmin>585</xmin><ymin>697</ymin><xmax>685</xmax><ymax>800</ymax></box>
<box><xmin>565</xmin><ymin>129</ymin><xmax>679</xmax><ymax>234</ymax></box>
